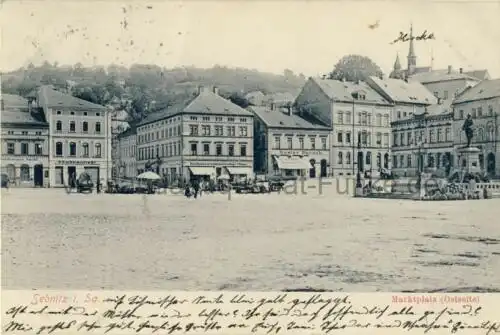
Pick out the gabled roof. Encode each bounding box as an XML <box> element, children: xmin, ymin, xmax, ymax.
<box><xmin>463</xmin><ymin>70</ymin><xmax>490</xmax><ymax>81</ymax></box>
<box><xmin>1</xmin><ymin>94</ymin><xmax>28</xmax><ymax>109</ymax></box>
<box><xmin>311</xmin><ymin>78</ymin><xmax>390</xmax><ymax>105</ymax></box>
<box><xmin>409</xmin><ymin>70</ymin><xmax>480</xmax><ymax>84</ymax></box>
<box><xmin>137</xmin><ymin>90</ymin><xmax>253</xmax><ymax>127</ymax></box>
<box><xmin>249</xmin><ymin>106</ymin><xmax>330</xmax><ymax>130</ymax></box>
<box><xmin>367</xmin><ymin>76</ymin><xmax>437</xmax><ymax>105</ymax></box>
<box><xmin>38</xmin><ymin>85</ymin><xmax>105</xmax><ymax>110</ymax></box>
<box><xmin>452</xmin><ymin>79</ymin><xmax>500</xmax><ymax>104</ymax></box>
<box><xmin>1</xmin><ymin>110</ymin><xmax>48</xmax><ymax>126</ymax></box>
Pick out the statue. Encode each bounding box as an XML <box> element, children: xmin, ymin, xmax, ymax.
<box><xmin>462</xmin><ymin>114</ymin><xmax>474</xmax><ymax>147</ymax></box>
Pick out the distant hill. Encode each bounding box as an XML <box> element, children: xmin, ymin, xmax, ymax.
<box><xmin>1</xmin><ymin>62</ymin><xmax>305</xmax><ymax>121</ymax></box>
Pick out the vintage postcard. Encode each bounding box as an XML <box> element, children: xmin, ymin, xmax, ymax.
<box><xmin>1</xmin><ymin>0</ymin><xmax>499</xmax><ymax>334</ymax></box>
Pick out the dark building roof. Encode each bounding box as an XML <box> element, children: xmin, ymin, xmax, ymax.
<box><xmin>367</xmin><ymin>76</ymin><xmax>437</xmax><ymax>105</ymax></box>
<box><xmin>117</xmin><ymin>126</ymin><xmax>137</xmax><ymax>138</ymax></box>
<box><xmin>137</xmin><ymin>90</ymin><xmax>253</xmax><ymax>127</ymax></box>
<box><xmin>249</xmin><ymin>106</ymin><xmax>330</xmax><ymax>131</ymax></box>
<box><xmin>1</xmin><ymin>92</ymin><xmax>48</xmax><ymax>126</ymax></box>
<box><xmin>452</xmin><ymin>79</ymin><xmax>500</xmax><ymax>104</ymax></box>
<box><xmin>38</xmin><ymin>85</ymin><xmax>105</xmax><ymax>110</ymax></box>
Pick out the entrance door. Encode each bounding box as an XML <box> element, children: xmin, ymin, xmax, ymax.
<box><xmin>34</xmin><ymin>164</ymin><xmax>43</xmax><ymax>187</ymax></box>
<box><xmin>309</xmin><ymin>159</ymin><xmax>316</xmax><ymax>178</ymax></box>
<box><xmin>487</xmin><ymin>153</ymin><xmax>496</xmax><ymax>176</ymax></box>
<box><xmin>357</xmin><ymin>152</ymin><xmax>364</xmax><ymax>172</ymax></box>
<box><xmin>320</xmin><ymin>159</ymin><xmax>328</xmax><ymax>178</ymax></box>
<box><xmin>68</xmin><ymin>166</ymin><xmax>76</xmax><ymax>187</ymax></box>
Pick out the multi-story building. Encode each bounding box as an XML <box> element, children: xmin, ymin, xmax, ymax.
<box><xmin>295</xmin><ymin>77</ymin><xmax>393</xmax><ymax>177</ymax></box>
<box><xmin>250</xmin><ymin>105</ymin><xmax>331</xmax><ymax>178</ymax></box>
<box><xmin>1</xmin><ymin>94</ymin><xmax>49</xmax><ymax>187</ymax></box>
<box><xmin>452</xmin><ymin>79</ymin><xmax>500</xmax><ymax>177</ymax></box>
<box><xmin>34</xmin><ymin>86</ymin><xmax>111</xmax><ymax>187</ymax></box>
<box><xmin>390</xmin><ymin>106</ymin><xmax>454</xmax><ymax>177</ymax></box>
<box><xmin>136</xmin><ymin>86</ymin><xmax>254</xmax><ymax>183</ymax></box>
<box><xmin>366</xmin><ymin>76</ymin><xmax>451</xmax><ymax>177</ymax></box>
<box><xmin>116</xmin><ymin>126</ymin><xmax>137</xmax><ymax>179</ymax></box>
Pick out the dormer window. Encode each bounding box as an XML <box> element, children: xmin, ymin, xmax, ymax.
<box><xmin>351</xmin><ymin>90</ymin><xmax>367</xmax><ymax>100</ymax></box>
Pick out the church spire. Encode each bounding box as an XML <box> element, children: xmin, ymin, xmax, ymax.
<box><xmin>407</xmin><ymin>23</ymin><xmax>417</xmax><ymax>74</ymax></box>
<box><xmin>394</xmin><ymin>53</ymin><xmax>402</xmax><ymax>70</ymax></box>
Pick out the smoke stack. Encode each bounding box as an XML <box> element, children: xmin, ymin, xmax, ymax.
<box><xmin>448</xmin><ymin>65</ymin><xmax>452</xmax><ymax>74</ymax></box>
<box><xmin>213</xmin><ymin>86</ymin><xmax>219</xmax><ymax>95</ymax></box>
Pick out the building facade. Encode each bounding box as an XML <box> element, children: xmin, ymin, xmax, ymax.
<box><xmin>136</xmin><ymin>87</ymin><xmax>254</xmax><ymax>183</ymax></box>
<box><xmin>1</xmin><ymin>94</ymin><xmax>50</xmax><ymax>187</ymax></box>
<box><xmin>295</xmin><ymin>78</ymin><xmax>393</xmax><ymax>177</ymax></box>
<box><xmin>250</xmin><ymin>105</ymin><xmax>331</xmax><ymax>178</ymax></box>
<box><xmin>116</xmin><ymin>127</ymin><xmax>137</xmax><ymax>179</ymax></box>
<box><xmin>452</xmin><ymin>79</ymin><xmax>500</xmax><ymax>177</ymax></box>
<box><xmin>391</xmin><ymin>111</ymin><xmax>454</xmax><ymax>177</ymax></box>
<box><xmin>35</xmin><ymin>86</ymin><xmax>111</xmax><ymax>187</ymax></box>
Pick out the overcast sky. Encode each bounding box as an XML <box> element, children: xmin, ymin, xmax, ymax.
<box><xmin>1</xmin><ymin>1</ymin><xmax>499</xmax><ymax>77</ymax></box>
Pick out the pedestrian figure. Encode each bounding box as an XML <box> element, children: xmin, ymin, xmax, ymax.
<box><xmin>193</xmin><ymin>181</ymin><xmax>199</xmax><ymax>199</ymax></box>
<box><xmin>198</xmin><ymin>181</ymin><xmax>203</xmax><ymax>198</ymax></box>
<box><xmin>184</xmin><ymin>184</ymin><xmax>191</xmax><ymax>198</ymax></box>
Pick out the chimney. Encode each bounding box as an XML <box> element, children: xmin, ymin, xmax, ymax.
<box><xmin>213</xmin><ymin>86</ymin><xmax>219</xmax><ymax>95</ymax></box>
<box><xmin>459</xmin><ymin>68</ymin><xmax>463</xmax><ymax>74</ymax></box>
<box><xmin>447</xmin><ymin>65</ymin><xmax>452</xmax><ymax>74</ymax></box>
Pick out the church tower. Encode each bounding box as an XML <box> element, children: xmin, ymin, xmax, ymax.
<box><xmin>389</xmin><ymin>53</ymin><xmax>404</xmax><ymax>79</ymax></box>
<box><xmin>407</xmin><ymin>24</ymin><xmax>417</xmax><ymax>75</ymax></box>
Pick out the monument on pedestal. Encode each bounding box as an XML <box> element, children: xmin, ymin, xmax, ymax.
<box><xmin>457</xmin><ymin>114</ymin><xmax>482</xmax><ymax>177</ymax></box>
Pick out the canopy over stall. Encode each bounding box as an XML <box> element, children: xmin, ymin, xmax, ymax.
<box><xmin>273</xmin><ymin>156</ymin><xmax>311</xmax><ymax>170</ymax></box>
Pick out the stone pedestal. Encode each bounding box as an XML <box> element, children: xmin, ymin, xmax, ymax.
<box><xmin>458</xmin><ymin>147</ymin><xmax>482</xmax><ymax>174</ymax></box>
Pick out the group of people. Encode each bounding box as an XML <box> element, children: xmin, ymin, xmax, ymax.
<box><xmin>184</xmin><ymin>179</ymin><xmax>216</xmax><ymax>199</ymax></box>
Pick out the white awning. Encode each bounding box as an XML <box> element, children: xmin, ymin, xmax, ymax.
<box><xmin>189</xmin><ymin>167</ymin><xmax>216</xmax><ymax>176</ymax></box>
<box><xmin>274</xmin><ymin>156</ymin><xmax>311</xmax><ymax>170</ymax></box>
<box><xmin>225</xmin><ymin>167</ymin><xmax>253</xmax><ymax>176</ymax></box>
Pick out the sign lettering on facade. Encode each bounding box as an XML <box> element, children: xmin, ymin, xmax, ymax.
<box><xmin>55</xmin><ymin>160</ymin><xmax>98</xmax><ymax>165</ymax></box>
<box><xmin>274</xmin><ymin>150</ymin><xmax>324</xmax><ymax>156</ymax></box>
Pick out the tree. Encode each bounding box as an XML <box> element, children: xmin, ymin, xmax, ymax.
<box><xmin>328</xmin><ymin>55</ymin><xmax>383</xmax><ymax>82</ymax></box>
<box><xmin>227</xmin><ymin>92</ymin><xmax>249</xmax><ymax>108</ymax></box>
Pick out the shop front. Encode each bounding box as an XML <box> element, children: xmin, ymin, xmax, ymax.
<box><xmin>51</xmin><ymin>159</ymin><xmax>107</xmax><ymax>187</ymax></box>
<box><xmin>272</xmin><ymin>155</ymin><xmax>311</xmax><ymax>177</ymax></box>
<box><xmin>269</xmin><ymin>149</ymin><xmax>330</xmax><ymax>178</ymax></box>
<box><xmin>224</xmin><ymin>166</ymin><xmax>253</xmax><ymax>182</ymax></box>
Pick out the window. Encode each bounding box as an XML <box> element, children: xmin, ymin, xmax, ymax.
<box><xmin>310</xmin><ymin>137</ymin><xmax>316</xmax><ymax>149</ymax></box>
<box><xmin>190</xmin><ymin>125</ymin><xmax>199</xmax><ymax>136</ymax></box>
<box><xmin>35</xmin><ymin>143</ymin><xmax>42</xmax><ymax>155</ymax></box>
<box><xmin>215</xmin><ymin>126</ymin><xmax>223</xmax><ymax>136</ymax></box>
<box><xmin>95</xmin><ymin>122</ymin><xmax>101</xmax><ymax>133</ymax></box>
<box><xmin>407</xmin><ymin>155</ymin><xmax>412</xmax><ymax>167</ymax></box>
<box><xmin>216</xmin><ymin>143</ymin><xmax>222</xmax><ymax>156</ymax></box>
<box><xmin>240</xmin><ymin>144</ymin><xmax>247</xmax><ymax>156</ymax></box>
<box><xmin>346</xmin><ymin>152</ymin><xmax>351</xmax><ymax>164</ymax></box>
<box><xmin>478</xmin><ymin>107</ymin><xmax>482</xmax><ymax>117</ymax></box>
<box><xmin>228</xmin><ymin>144</ymin><xmax>234</xmax><ymax>156</ymax></box>
<box><xmin>240</xmin><ymin>118</ymin><xmax>247</xmax><ymax>122</ymax></box>
<box><xmin>384</xmin><ymin>115</ymin><xmax>389</xmax><ymax>126</ymax></box>
<box><xmin>203</xmin><ymin>143</ymin><xmax>209</xmax><ymax>155</ymax></box>
<box><xmin>299</xmin><ymin>137</ymin><xmax>304</xmax><ymax>149</ymax></box>
<box><xmin>215</xmin><ymin>117</ymin><xmax>223</xmax><ymax>122</ymax></box>
<box><xmin>20</xmin><ymin>165</ymin><xmax>30</xmax><ymax>181</ymax></box>
<box><xmin>400</xmin><ymin>155</ymin><xmax>404</xmax><ymax>168</ymax></box>
<box><xmin>70</xmin><ymin>111</ymin><xmax>75</xmax><ymax>115</ymax></box>
<box><xmin>177</xmin><ymin>125</ymin><xmax>181</xmax><ymax>135</ymax></box>
<box><xmin>437</xmin><ymin>128</ymin><xmax>443</xmax><ymax>142</ymax></box>
<box><xmin>445</xmin><ymin>127</ymin><xmax>451</xmax><ymax>142</ymax></box>
<box><xmin>489</xmin><ymin>106</ymin><xmax>494</xmax><ymax>116</ymax></box>
<box><xmin>203</xmin><ymin>116</ymin><xmax>210</xmax><ymax>121</ymax></box>
<box><xmin>397</xmin><ymin>111</ymin><xmax>401</xmax><ymax>119</ymax></box>
<box><xmin>69</xmin><ymin>121</ymin><xmax>75</xmax><ymax>132</ymax></box>
<box><xmin>459</xmin><ymin>110</ymin><xmax>464</xmax><ymax>119</ymax></box>
<box><xmin>69</xmin><ymin>142</ymin><xmax>76</xmax><ymax>156</ymax></box>
<box><xmin>357</xmin><ymin>112</ymin><xmax>362</xmax><ymax>124</ymax></box>
<box><xmin>321</xmin><ymin>137</ymin><xmax>327</xmax><ymax>150</ymax></box>
<box><xmin>239</xmin><ymin>126</ymin><xmax>248</xmax><ymax>137</ymax></box>
<box><xmin>337</xmin><ymin>112</ymin><xmax>343</xmax><ymax>124</ymax></box>
<box><xmin>274</xmin><ymin>136</ymin><xmax>280</xmax><ymax>149</ymax></box>
<box><xmin>376</xmin><ymin>132</ymin><xmax>382</xmax><ymax>145</ymax></box>
<box><xmin>227</xmin><ymin>126</ymin><xmax>236</xmax><ymax>136</ymax></box>
<box><xmin>407</xmin><ymin>132</ymin><xmax>412</xmax><ymax>145</ymax></box>
<box><xmin>228</xmin><ymin>117</ymin><xmax>235</xmax><ymax>122</ymax></box>
<box><xmin>429</xmin><ymin>129</ymin><xmax>435</xmax><ymax>143</ymax></box>
<box><xmin>22</xmin><ymin>131</ymin><xmax>28</xmax><ymax>135</ymax></box>
<box><xmin>202</xmin><ymin>125</ymin><xmax>210</xmax><ymax>136</ymax></box>
<box><xmin>190</xmin><ymin>116</ymin><xmax>198</xmax><ymax>121</ymax></box>
<box><xmin>82</xmin><ymin>121</ymin><xmax>88</xmax><ymax>132</ymax></box>
<box><xmin>287</xmin><ymin>137</ymin><xmax>293</xmax><ymax>149</ymax></box>
<box><xmin>444</xmin><ymin>91</ymin><xmax>448</xmax><ymax>99</ymax></box>
<box><xmin>7</xmin><ymin>142</ymin><xmax>15</xmax><ymax>154</ymax></box>
<box><xmin>345</xmin><ymin>112</ymin><xmax>351</xmax><ymax>124</ymax></box>
<box><xmin>400</xmin><ymin>133</ymin><xmax>404</xmax><ymax>146</ymax></box>
<box><xmin>82</xmin><ymin>143</ymin><xmax>89</xmax><ymax>157</ymax></box>
<box><xmin>96</xmin><ymin>113</ymin><xmax>100</xmax><ymax>116</ymax></box>
<box><xmin>337</xmin><ymin>132</ymin><xmax>343</xmax><ymax>144</ymax></box>
<box><xmin>190</xmin><ymin>143</ymin><xmax>197</xmax><ymax>155</ymax></box>
<box><xmin>366</xmin><ymin>152</ymin><xmax>371</xmax><ymax>165</ymax></box>
<box><xmin>83</xmin><ymin>112</ymin><xmax>88</xmax><ymax>116</ymax></box>
<box><xmin>383</xmin><ymin>133</ymin><xmax>389</xmax><ymax>146</ymax></box>
<box><xmin>346</xmin><ymin>132</ymin><xmax>351</xmax><ymax>144</ymax></box>
<box><xmin>56</xmin><ymin>120</ymin><xmax>62</xmax><ymax>131</ymax></box>
<box><xmin>21</xmin><ymin>143</ymin><xmax>28</xmax><ymax>155</ymax></box>
<box><xmin>338</xmin><ymin>152</ymin><xmax>343</xmax><ymax>164</ymax></box>
<box><xmin>55</xmin><ymin>142</ymin><xmax>63</xmax><ymax>156</ymax></box>
<box><xmin>95</xmin><ymin>143</ymin><xmax>102</xmax><ymax>158</ymax></box>
<box><xmin>56</xmin><ymin>111</ymin><xmax>62</xmax><ymax>115</ymax></box>
<box><xmin>393</xmin><ymin>155</ymin><xmax>398</xmax><ymax>168</ymax></box>
<box><xmin>376</xmin><ymin>114</ymin><xmax>382</xmax><ymax>126</ymax></box>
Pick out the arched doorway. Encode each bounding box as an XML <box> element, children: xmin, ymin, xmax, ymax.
<box><xmin>320</xmin><ymin>159</ymin><xmax>327</xmax><ymax>178</ymax></box>
<box><xmin>487</xmin><ymin>153</ymin><xmax>496</xmax><ymax>176</ymax></box>
<box><xmin>6</xmin><ymin>164</ymin><xmax>16</xmax><ymax>181</ymax></box>
<box><xmin>34</xmin><ymin>164</ymin><xmax>44</xmax><ymax>187</ymax></box>
<box><xmin>309</xmin><ymin>159</ymin><xmax>316</xmax><ymax>178</ymax></box>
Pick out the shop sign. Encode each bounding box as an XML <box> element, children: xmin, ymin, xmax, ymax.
<box><xmin>55</xmin><ymin>160</ymin><xmax>98</xmax><ymax>165</ymax></box>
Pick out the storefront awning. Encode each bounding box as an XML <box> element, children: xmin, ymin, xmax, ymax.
<box><xmin>274</xmin><ymin>156</ymin><xmax>311</xmax><ymax>170</ymax></box>
<box><xmin>189</xmin><ymin>167</ymin><xmax>216</xmax><ymax>176</ymax></box>
<box><xmin>225</xmin><ymin>167</ymin><xmax>253</xmax><ymax>176</ymax></box>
